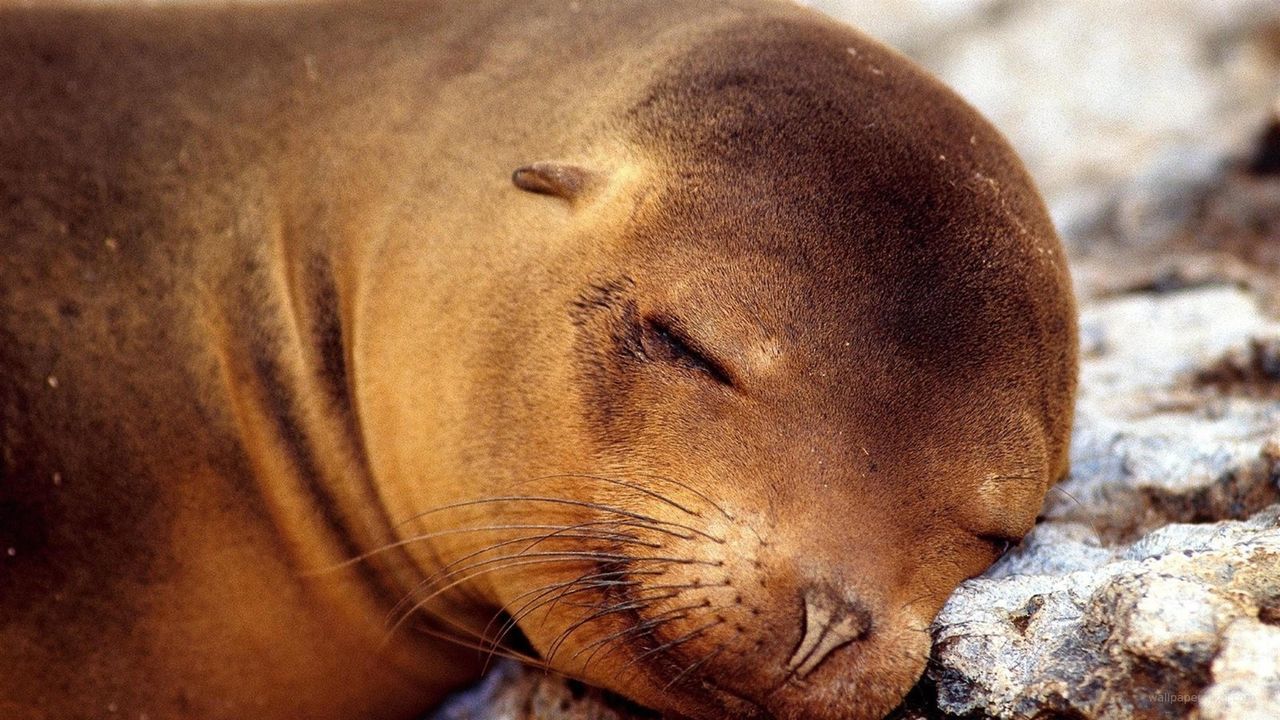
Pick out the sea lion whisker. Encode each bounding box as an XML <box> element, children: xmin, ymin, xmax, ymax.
<box><xmin>387</xmin><ymin>554</ymin><xmax>645</xmax><ymax>641</ymax></box>
<box><xmin>380</xmin><ymin>587</ymin><xmax>545</xmax><ymax>665</ymax></box>
<box><xmin>1047</xmin><ymin>485</ymin><xmax>1104</xmax><ymax>540</ymax></box>
<box><xmin>1049</xmin><ymin>484</ymin><xmax>1085</xmax><ymax>508</ymax></box>
<box><xmin>390</xmin><ymin>534</ymin><xmax>628</xmax><ymax>619</ymax></box>
<box><xmin>983</xmin><ymin>474</ymin><xmax>1039</xmax><ymax>483</ymax></box>
<box><xmin>509</xmin><ymin>568</ymin><xmax>666</xmax><ymax>619</ymax></box>
<box><xmin>421</xmin><ymin>549</ymin><xmax>708</xmax><ymax>601</ymax></box>
<box><xmin>394</xmin><ymin>548</ymin><xmax>634</xmax><ymax>620</ymax></box>
<box><xmin>538</xmin><ymin>580</ymin><xmax>704</xmax><ymax>648</ymax></box>
<box><xmin>542</xmin><ymin>580</ymin><xmax>712</xmax><ymax>618</ymax></box>
<box><xmin>524</xmin><ymin>560</ymin><xmax>693</xmax><ymax>639</ymax></box>
<box><xmin>485</xmin><ymin>570</ymin><xmax>638</xmax><ymax>640</ymax></box>
<box><xmin>478</xmin><ymin>577</ymin><xmax>627</xmax><ymax>674</ymax></box>
<box><xmin>531</xmin><ymin>576</ymin><xmax>701</xmax><ymax>643</ymax></box>
<box><xmin>1044</xmin><ymin>484</ymin><xmax>1105</xmax><ymax>540</ymax></box>
<box><xmin>393</xmin><ymin>495</ymin><xmax>638</xmax><ymax>527</ymax></box>
<box><xmin>484</xmin><ymin>572</ymin><xmax>647</xmax><ymax>659</ymax></box>
<box><xmin>402</xmin><ymin>522</ymin><xmax>660</xmax><ymax>612</ymax></box>
<box><xmin>577</xmin><ymin>612</ymin><xmax>693</xmax><ymax>675</ymax></box>
<box><xmin>570</xmin><ymin>600</ymin><xmax>708</xmax><ymax>666</ymax></box>
<box><xmin>511</xmin><ymin>521</ymin><xmax>664</xmax><ymax>555</ymax></box>
<box><xmin>394</xmin><ymin>550</ymin><xmax>711</xmax><ymax>623</ymax></box>
<box><xmin>628</xmin><ymin>472</ymin><xmax>736</xmax><ymax>521</ymax></box>
<box><xmin>496</xmin><ymin>568</ymin><xmax>680</xmax><ymax>666</ymax></box>
<box><xmin>662</xmin><ymin>642</ymin><xmax>729</xmax><ymax>691</ymax></box>
<box><xmin>458</xmin><ymin>529</ymin><xmax>655</xmax><ymax>568</ymax></box>
<box><xmin>410</xmin><ymin>619</ymin><xmax>552</xmax><ymax>671</ymax></box>
<box><xmin>621</xmin><ymin>618</ymin><xmax>725</xmax><ymax>673</ymax></box>
<box><xmin>397</xmin><ymin>495</ymin><xmax>722</xmax><ymax>544</ymax></box>
<box><xmin>537</xmin><ymin>583</ymin><xmax>689</xmax><ymax>618</ymax></box>
<box><xmin>556</xmin><ymin>595</ymin><xmax>659</xmax><ymax>610</ymax></box>
<box><xmin>560</xmin><ymin>578</ymin><xmax>705</xmax><ymax>602</ymax></box>
<box><xmin>301</xmin><ymin>522</ymin><xmax>651</xmax><ymax>577</ymax></box>
<box><xmin>518</xmin><ymin>473</ymin><xmax>703</xmax><ymax>518</ymax></box>
<box><xmin>545</xmin><ymin>592</ymin><xmax>686</xmax><ymax>664</ymax></box>
<box><xmin>479</xmin><ymin>568</ymin><xmax>667</xmax><ymax>672</ymax></box>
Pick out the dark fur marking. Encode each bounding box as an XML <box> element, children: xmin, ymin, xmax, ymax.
<box><xmin>306</xmin><ymin>256</ymin><xmax>350</xmax><ymax>410</ymax></box>
<box><xmin>300</xmin><ymin>253</ymin><xmax>414</xmax><ymax>605</ymax></box>
<box><xmin>247</xmin><ymin>345</ymin><xmax>363</xmax><ymax>561</ymax></box>
<box><xmin>568</xmin><ymin>278</ymin><xmax>653</xmax><ymax>444</ymax></box>
<box><xmin>569</xmin><ymin>277</ymin><xmax>636</xmax><ymax>327</ymax></box>
<box><xmin>240</xmin><ymin>281</ymin><xmax>400</xmax><ymax>610</ymax></box>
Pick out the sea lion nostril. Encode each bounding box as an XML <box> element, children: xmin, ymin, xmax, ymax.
<box><xmin>786</xmin><ymin>587</ymin><xmax>873</xmax><ymax>679</ymax></box>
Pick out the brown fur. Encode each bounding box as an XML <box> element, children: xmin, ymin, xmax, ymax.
<box><xmin>0</xmin><ymin>1</ymin><xmax>1077</xmax><ymax>719</ymax></box>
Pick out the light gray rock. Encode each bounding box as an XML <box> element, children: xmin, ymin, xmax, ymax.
<box><xmin>1195</xmin><ymin>619</ymin><xmax>1280</xmax><ymax>720</ymax></box>
<box><xmin>432</xmin><ymin>662</ymin><xmax>639</xmax><ymax>720</ymax></box>
<box><xmin>1049</xmin><ymin>286</ymin><xmax>1280</xmax><ymax>539</ymax></box>
<box><xmin>930</xmin><ymin>510</ymin><xmax>1280</xmax><ymax>719</ymax></box>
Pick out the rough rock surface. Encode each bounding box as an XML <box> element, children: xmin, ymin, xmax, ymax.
<box><xmin>920</xmin><ymin>511</ymin><xmax>1279</xmax><ymax>719</ymax></box>
<box><xmin>1050</xmin><ymin>286</ymin><xmax>1280</xmax><ymax>540</ymax></box>
<box><xmin>430</xmin><ymin>663</ymin><xmax>646</xmax><ymax>720</ymax></box>
<box><xmin>1195</xmin><ymin>619</ymin><xmax>1280</xmax><ymax>720</ymax></box>
<box><xmin>431</xmin><ymin>2</ymin><xmax>1280</xmax><ymax>718</ymax></box>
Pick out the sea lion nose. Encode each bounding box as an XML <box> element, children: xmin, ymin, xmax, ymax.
<box><xmin>786</xmin><ymin>585</ymin><xmax>873</xmax><ymax>678</ymax></box>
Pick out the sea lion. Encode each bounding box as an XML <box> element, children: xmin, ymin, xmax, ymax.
<box><xmin>0</xmin><ymin>1</ymin><xmax>1077</xmax><ymax>719</ymax></box>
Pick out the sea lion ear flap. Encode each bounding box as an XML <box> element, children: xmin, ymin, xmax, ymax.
<box><xmin>511</xmin><ymin>161</ymin><xmax>598</xmax><ymax>201</ymax></box>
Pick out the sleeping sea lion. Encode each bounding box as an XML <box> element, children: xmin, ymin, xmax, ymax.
<box><xmin>0</xmin><ymin>1</ymin><xmax>1077</xmax><ymax>719</ymax></box>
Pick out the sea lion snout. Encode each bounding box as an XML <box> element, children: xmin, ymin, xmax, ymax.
<box><xmin>787</xmin><ymin>585</ymin><xmax>873</xmax><ymax>679</ymax></box>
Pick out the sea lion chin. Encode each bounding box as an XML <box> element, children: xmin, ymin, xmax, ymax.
<box><xmin>0</xmin><ymin>2</ymin><xmax>1076</xmax><ymax>720</ymax></box>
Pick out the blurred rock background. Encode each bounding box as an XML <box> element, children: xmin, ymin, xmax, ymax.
<box><xmin>436</xmin><ymin>1</ymin><xmax>1280</xmax><ymax>718</ymax></box>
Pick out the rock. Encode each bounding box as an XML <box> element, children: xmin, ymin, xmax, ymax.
<box><xmin>927</xmin><ymin>509</ymin><xmax>1280</xmax><ymax>719</ymax></box>
<box><xmin>431</xmin><ymin>662</ymin><xmax>650</xmax><ymax>720</ymax></box>
<box><xmin>1050</xmin><ymin>286</ymin><xmax>1280</xmax><ymax>540</ymax></box>
<box><xmin>1196</xmin><ymin>337</ymin><xmax>1280</xmax><ymax>400</ymax></box>
<box><xmin>1195</xmin><ymin>619</ymin><xmax>1280</xmax><ymax>720</ymax></box>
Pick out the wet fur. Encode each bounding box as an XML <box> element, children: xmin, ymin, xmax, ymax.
<box><xmin>0</xmin><ymin>1</ymin><xmax>1076</xmax><ymax>719</ymax></box>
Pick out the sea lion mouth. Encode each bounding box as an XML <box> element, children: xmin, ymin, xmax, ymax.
<box><xmin>447</xmin><ymin>491</ymin><xmax>774</xmax><ymax>718</ymax></box>
<box><xmin>579</xmin><ymin>549</ymin><xmax>780</xmax><ymax>720</ymax></box>
<box><xmin>485</xmin><ymin>555</ymin><xmax>771</xmax><ymax>718</ymax></box>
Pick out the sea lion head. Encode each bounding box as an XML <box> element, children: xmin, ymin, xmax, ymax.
<box><xmin>363</xmin><ymin>12</ymin><xmax>1076</xmax><ymax>720</ymax></box>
